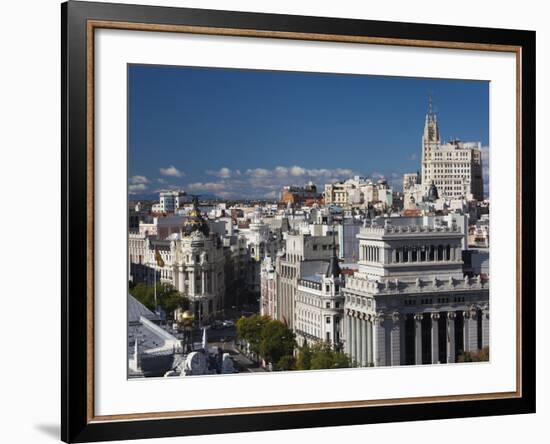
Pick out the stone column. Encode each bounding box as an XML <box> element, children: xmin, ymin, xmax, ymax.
<box><xmin>358</xmin><ymin>316</ymin><xmax>364</xmax><ymax>366</ymax></box>
<box><xmin>481</xmin><ymin>310</ymin><xmax>490</xmax><ymax>349</ymax></box>
<box><xmin>390</xmin><ymin>313</ymin><xmax>401</xmax><ymax>366</ymax></box>
<box><xmin>177</xmin><ymin>268</ymin><xmax>185</xmax><ymax>292</ymax></box>
<box><xmin>373</xmin><ymin>316</ymin><xmax>386</xmax><ymax>366</ymax></box>
<box><xmin>447</xmin><ymin>312</ymin><xmax>456</xmax><ymax>363</ymax></box>
<box><xmin>349</xmin><ymin>313</ymin><xmax>355</xmax><ymax>355</ymax></box>
<box><xmin>468</xmin><ymin>309</ymin><xmax>479</xmax><ymax>352</ymax></box>
<box><xmin>399</xmin><ymin>316</ymin><xmax>406</xmax><ymax>364</ymax></box>
<box><xmin>351</xmin><ymin>313</ymin><xmax>358</xmax><ymax>361</ymax></box>
<box><xmin>366</xmin><ymin>316</ymin><xmax>373</xmax><ymax>366</ymax></box>
<box><xmin>344</xmin><ymin>311</ymin><xmax>350</xmax><ymax>355</ymax></box>
<box><xmin>362</xmin><ymin>316</ymin><xmax>369</xmax><ymax>366</ymax></box>
<box><xmin>414</xmin><ymin>314</ymin><xmax>423</xmax><ymax>365</ymax></box>
<box><xmin>462</xmin><ymin>311</ymin><xmax>470</xmax><ymax>353</ymax></box>
<box><xmin>431</xmin><ymin>313</ymin><xmax>440</xmax><ymax>364</ymax></box>
<box><xmin>189</xmin><ymin>270</ymin><xmax>195</xmax><ymax>295</ymax></box>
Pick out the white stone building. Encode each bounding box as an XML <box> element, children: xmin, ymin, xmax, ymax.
<box><xmin>260</xmin><ymin>256</ymin><xmax>277</xmax><ymax>318</ymax></box>
<box><xmin>140</xmin><ymin>198</ymin><xmax>226</xmax><ymax>323</ymax></box>
<box><xmin>324</xmin><ymin>176</ymin><xmax>393</xmax><ymax>209</ymax></box>
<box><xmin>403</xmin><ymin>172</ymin><xmax>424</xmax><ymax>205</ymax></box>
<box><xmin>273</xmin><ymin>228</ymin><xmax>339</xmax><ymax>329</ymax></box>
<box><xmin>295</xmin><ymin>243</ymin><xmax>344</xmax><ymax>349</ymax></box>
<box><xmin>421</xmin><ymin>100</ymin><xmax>484</xmax><ymax>201</ymax></box>
<box><xmin>159</xmin><ymin>190</ymin><xmax>187</xmax><ymax>213</ymax></box>
<box><xmin>342</xmin><ymin>216</ymin><xmax>489</xmax><ymax>367</ymax></box>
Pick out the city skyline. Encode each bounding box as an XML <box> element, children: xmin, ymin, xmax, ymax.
<box><xmin>128</xmin><ymin>64</ymin><xmax>489</xmax><ymax>199</ymax></box>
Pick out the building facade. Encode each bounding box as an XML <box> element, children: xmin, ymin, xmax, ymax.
<box><xmin>280</xmin><ymin>182</ymin><xmax>322</xmax><ymax>205</ymax></box>
<box><xmin>159</xmin><ymin>190</ymin><xmax>187</xmax><ymax>213</ymax></box>
<box><xmin>324</xmin><ymin>176</ymin><xmax>393</xmax><ymax>209</ymax></box>
<box><xmin>260</xmin><ymin>256</ymin><xmax>277</xmax><ymax>318</ymax></box>
<box><xmin>342</xmin><ymin>217</ymin><xmax>489</xmax><ymax>366</ymax></box>
<box><xmin>273</xmin><ymin>228</ymin><xmax>339</xmax><ymax>329</ymax></box>
<box><xmin>294</xmin><ymin>243</ymin><xmax>344</xmax><ymax>349</ymax></box>
<box><xmin>421</xmin><ymin>100</ymin><xmax>484</xmax><ymax>201</ymax></box>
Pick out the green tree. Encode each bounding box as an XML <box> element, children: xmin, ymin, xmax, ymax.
<box><xmin>259</xmin><ymin>320</ymin><xmax>296</xmax><ymax>366</ymax></box>
<box><xmin>296</xmin><ymin>343</ymin><xmax>313</xmax><ymax>370</ymax></box>
<box><xmin>330</xmin><ymin>351</ymin><xmax>353</xmax><ymax>369</ymax></box>
<box><xmin>309</xmin><ymin>342</ymin><xmax>352</xmax><ymax>370</ymax></box>
<box><xmin>276</xmin><ymin>355</ymin><xmax>296</xmax><ymax>371</ymax></box>
<box><xmin>236</xmin><ymin>315</ymin><xmax>271</xmax><ymax>355</ymax></box>
<box><xmin>130</xmin><ymin>282</ymin><xmax>188</xmax><ymax>317</ymax></box>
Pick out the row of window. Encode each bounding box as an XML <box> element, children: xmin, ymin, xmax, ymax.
<box><xmin>393</xmin><ymin>244</ymin><xmax>454</xmax><ymax>263</ymax></box>
<box><xmin>361</xmin><ymin>245</ymin><xmax>380</xmax><ymax>262</ymax></box>
<box><xmin>345</xmin><ymin>295</ymin><xmax>373</xmax><ymax>309</ymax></box>
<box><xmin>280</xmin><ymin>264</ymin><xmax>296</xmax><ymax>279</ymax></box>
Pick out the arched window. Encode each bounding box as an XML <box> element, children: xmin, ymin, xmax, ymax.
<box><xmin>411</xmin><ymin>248</ymin><xmax>418</xmax><ymax>262</ymax></box>
<box><xmin>437</xmin><ymin>245</ymin><xmax>444</xmax><ymax>261</ymax></box>
<box><xmin>446</xmin><ymin>245</ymin><xmax>451</xmax><ymax>261</ymax></box>
<box><xmin>429</xmin><ymin>245</ymin><xmax>435</xmax><ymax>261</ymax></box>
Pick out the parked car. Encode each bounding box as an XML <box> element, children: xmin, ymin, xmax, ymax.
<box><xmin>222</xmin><ymin>320</ymin><xmax>235</xmax><ymax>328</ymax></box>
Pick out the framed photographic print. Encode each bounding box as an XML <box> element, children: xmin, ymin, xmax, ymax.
<box><xmin>61</xmin><ymin>1</ymin><xmax>536</xmax><ymax>442</ymax></box>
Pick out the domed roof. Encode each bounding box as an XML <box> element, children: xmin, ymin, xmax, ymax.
<box><xmin>182</xmin><ymin>196</ymin><xmax>210</xmax><ymax>237</ymax></box>
<box><xmin>177</xmin><ymin>310</ymin><xmax>195</xmax><ymax>325</ymax></box>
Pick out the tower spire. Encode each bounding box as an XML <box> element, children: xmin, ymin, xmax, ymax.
<box><xmin>326</xmin><ymin>226</ymin><xmax>341</xmax><ymax>278</ymax></box>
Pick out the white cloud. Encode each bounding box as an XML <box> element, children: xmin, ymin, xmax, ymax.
<box><xmin>129</xmin><ymin>175</ymin><xmax>149</xmax><ymax>185</ymax></box>
<box><xmin>182</xmin><ymin>165</ymin><xmax>368</xmax><ymax>199</ymax></box>
<box><xmin>207</xmin><ymin>167</ymin><xmax>232</xmax><ymax>178</ymax></box>
<box><xmin>408</xmin><ymin>153</ymin><xmax>418</xmax><ymax>161</ymax></box>
<box><xmin>274</xmin><ymin>166</ymin><xmax>288</xmax><ymax>177</ymax></box>
<box><xmin>129</xmin><ymin>183</ymin><xmax>147</xmax><ymax>194</ymax></box>
<box><xmin>289</xmin><ymin>165</ymin><xmax>306</xmax><ymax>176</ymax></box>
<box><xmin>246</xmin><ymin>168</ymin><xmax>271</xmax><ymax>178</ymax></box>
<box><xmin>245</xmin><ymin>165</ymin><xmax>358</xmax><ymax>181</ymax></box>
<box><xmin>187</xmin><ymin>182</ymin><xmax>226</xmax><ymax>192</ymax></box>
<box><xmin>154</xmin><ymin>185</ymin><xmax>182</xmax><ymax>193</ymax></box>
<box><xmin>159</xmin><ymin>165</ymin><xmax>184</xmax><ymax>177</ymax></box>
<box><xmin>129</xmin><ymin>176</ymin><xmax>150</xmax><ymax>194</ymax></box>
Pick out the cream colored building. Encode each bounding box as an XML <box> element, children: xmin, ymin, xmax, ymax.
<box><xmin>421</xmin><ymin>101</ymin><xmax>484</xmax><ymax>201</ymax></box>
<box><xmin>324</xmin><ymin>176</ymin><xmax>393</xmax><ymax>208</ymax></box>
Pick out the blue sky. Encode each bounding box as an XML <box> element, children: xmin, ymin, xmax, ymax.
<box><xmin>128</xmin><ymin>64</ymin><xmax>489</xmax><ymax>199</ymax></box>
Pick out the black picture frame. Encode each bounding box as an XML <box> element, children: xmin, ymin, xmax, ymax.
<box><xmin>62</xmin><ymin>1</ymin><xmax>536</xmax><ymax>442</ymax></box>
